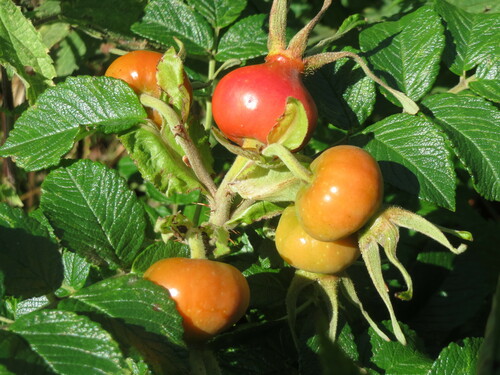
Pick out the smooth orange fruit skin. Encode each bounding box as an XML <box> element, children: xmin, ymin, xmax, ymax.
<box><xmin>296</xmin><ymin>145</ymin><xmax>383</xmax><ymax>242</ymax></box>
<box><xmin>105</xmin><ymin>50</ymin><xmax>163</xmax><ymax>97</ymax></box>
<box><xmin>275</xmin><ymin>206</ymin><xmax>360</xmax><ymax>274</ymax></box>
<box><xmin>144</xmin><ymin>257</ymin><xmax>250</xmax><ymax>342</ymax></box>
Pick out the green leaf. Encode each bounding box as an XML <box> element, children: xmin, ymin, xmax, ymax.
<box><xmin>0</xmin><ymin>76</ymin><xmax>146</xmax><ymax>171</ymax></box>
<box><xmin>0</xmin><ymin>204</ymin><xmax>63</xmax><ymax>298</ymax></box>
<box><xmin>60</xmin><ymin>0</ymin><xmax>147</xmax><ymax>37</ymax></box>
<box><xmin>187</xmin><ymin>0</ymin><xmax>247</xmax><ymax>28</ymax></box>
<box><xmin>422</xmin><ymin>93</ymin><xmax>500</xmax><ymax>201</ymax></box>
<box><xmin>366</xmin><ymin>321</ymin><xmax>433</xmax><ymax>373</ymax></box>
<box><xmin>0</xmin><ymin>0</ymin><xmax>55</xmax><ymax>102</ymax></box>
<box><xmin>0</xmin><ymin>330</ymin><xmax>52</xmax><ymax>375</ymax></box>
<box><xmin>305</xmin><ymin>47</ymin><xmax>376</xmax><ymax>130</ymax></box>
<box><xmin>14</xmin><ymin>296</ymin><xmax>49</xmax><ymax>319</ymax></box>
<box><xmin>359</xmin><ymin>6</ymin><xmax>445</xmax><ymax>102</ymax></box>
<box><xmin>469</xmin><ymin>57</ymin><xmax>500</xmax><ymax>103</ymax></box>
<box><xmin>56</xmin><ymin>251</ymin><xmax>91</xmax><ymax>297</ymax></box>
<box><xmin>435</xmin><ymin>0</ymin><xmax>500</xmax><ymax>75</ymax></box>
<box><xmin>40</xmin><ymin>160</ymin><xmax>147</xmax><ymax>269</ymax></box>
<box><xmin>39</xmin><ymin>22</ymin><xmax>71</xmax><ymax>49</ymax></box>
<box><xmin>53</xmin><ymin>31</ymin><xmax>87</xmax><ymax>77</ymax></box>
<box><xmin>446</xmin><ymin>0</ymin><xmax>500</xmax><ymax>13</ymax></box>
<box><xmin>69</xmin><ymin>275</ymin><xmax>186</xmax><ymax>348</ymax></box>
<box><xmin>353</xmin><ymin>113</ymin><xmax>456</xmax><ymax>210</ymax></box>
<box><xmin>119</xmin><ymin>124</ymin><xmax>202</xmax><ymax>196</ymax></box>
<box><xmin>132</xmin><ymin>241</ymin><xmax>190</xmax><ymax>273</ymax></box>
<box><xmin>216</xmin><ymin>14</ymin><xmax>268</xmax><ymax>61</ymax></box>
<box><xmin>132</xmin><ymin>0</ymin><xmax>214</xmax><ymax>55</ymax></box>
<box><xmin>10</xmin><ymin>310</ymin><xmax>128</xmax><ymax>375</ymax></box>
<box><xmin>428</xmin><ymin>338</ymin><xmax>483</xmax><ymax>375</ymax></box>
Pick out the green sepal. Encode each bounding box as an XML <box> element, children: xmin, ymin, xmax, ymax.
<box><xmin>119</xmin><ymin>123</ymin><xmax>202</xmax><ymax>197</ymax></box>
<box><xmin>229</xmin><ymin>164</ymin><xmax>305</xmax><ymax>202</ymax></box>
<box><xmin>157</xmin><ymin>47</ymin><xmax>192</xmax><ymax>123</ymax></box>
<box><xmin>267</xmin><ymin>97</ymin><xmax>310</xmax><ymax>151</ymax></box>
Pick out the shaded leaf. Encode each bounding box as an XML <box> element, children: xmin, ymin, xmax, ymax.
<box><xmin>60</xmin><ymin>0</ymin><xmax>147</xmax><ymax>37</ymax></box>
<box><xmin>305</xmin><ymin>47</ymin><xmax>376</xmax><ymax>130</ymax></box>
<box><xmin>11</xmin><ymin>310</ymin><xmax>128</xmax><ymax>375</ymax></box>
<box><xmin>0</xmin><ymin>204</ymin><xmax>63</xmax><ymax>298</ymax></box>
<box><xmin>0</xmin><ymin>330</ymin><xmax>53</xmax><ymax>375</ymax></box>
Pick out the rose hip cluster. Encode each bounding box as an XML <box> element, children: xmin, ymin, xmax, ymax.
<box><xmin>276</xmin><ymin>145</ymin><xmax>384</xmax><ymax>275</ymax></box>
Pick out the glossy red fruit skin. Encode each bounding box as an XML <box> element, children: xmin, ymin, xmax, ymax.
<box><xmin>143</xmin><ymin>257</ymin><xmax>250</xmax><ymax>342</ymax></box>
<box><xmin>212</xmin><ymin>55</ymin><xmax>318</xmax><ymax>148</ymax></box>
<box><xmin>296</xmin><ymin>145</ymin><xmax>383</xmax><ymax>242</ymax></box>
<box><xmin>275</xmin><ymin>206</ymin><xmax>360</xmax><ymax>274</ymax></box>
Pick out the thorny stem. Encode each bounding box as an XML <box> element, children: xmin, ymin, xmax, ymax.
<box><xmin>187</xmin><ymin>228</ymin><xmax>207</xmax><ymax>260</ymax></box>
<box><xmin>304</xmin><ymin>51</ymin><xmax>419</xmax><ymax>115</ymax></box>
<box><xmin>140</xmin><ymin>95</ymin><xmax>217</xmax><ymax>199</ymax></box>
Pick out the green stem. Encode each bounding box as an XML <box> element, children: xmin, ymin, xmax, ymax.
<box><xmin>201</xmin><ymin>348</ymin><xmax>222</xmax><ymax>375</ymax></box>
<box><xmin>189</xmin><ymin>347</ymin><xmax>207</xmax><ymax>375</ymax></box>
<box><xmin>141</xmin><ymin>95</ymin><xmax>217</xmax><ymax>199</ymax></box>
<box><xmin>262</xmin><ymin>143</ymin><xmax>313</xmax><ymax>184</ymax></box>
<box><xmin>304</xmin><ymin>51</ymin><xmax>419</xmax><ymax>115</ymax></box>
<box><xmin>204</xmin><ymin>58</ymin><xmax>217</xmax><ymax>131</ymax></box>
<box><xmin>0</xmin><ymin>316</ymin><xmax>14</xmax><ymax>325</ymax></box>
<box><xmin>448</xmin><ymin>74</ymin><xmax>476</xmax><ymax>94</ymax></box>
<box><xmin>210</xmin><ymin>154</ymin><xmax>253</xmax><ymax>228</ymax></box>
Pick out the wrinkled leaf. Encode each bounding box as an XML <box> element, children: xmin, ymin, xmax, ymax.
<box><xmin>0</xmin><ymin>76</ymin><xmax>146</xmax><ymax>171</ymax></box>
<box><xmin>216</xmin><ymin>14</ymin><xmax>268</xmax><ymax>61</ymax></box>
<box><xmin>132</xmin><ymin>0</ymin><xmax>214</xmax><ymax>55</ymax></box>
<box><xmin>40</xmin><ymin>160</ymin><xmax>147</xmax><ymax>270</ymax></box>
<box><xmin>423</xmin><ymin>93</ymin><xmax>500</xmax><ymax>201</ymax></box>
<box><xmin>353</xmin><ymin>113</ymin><xmax>456</xmax><ymax>210</ymax></box>
<box><xmin>360</xmin><ymin>6</ymin><xmax>445</xmax><ymax>102</ymax></box>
